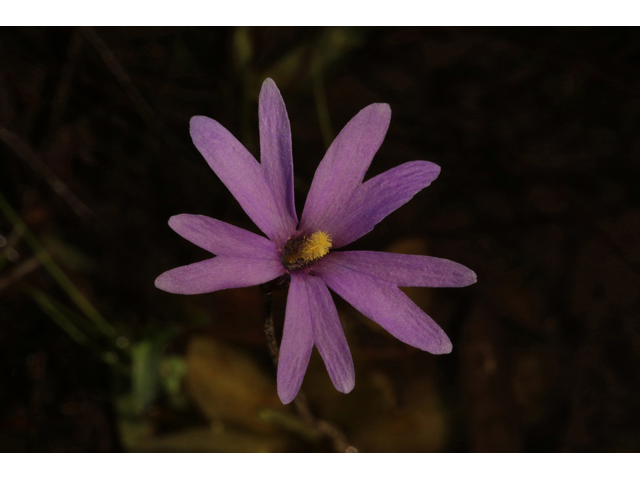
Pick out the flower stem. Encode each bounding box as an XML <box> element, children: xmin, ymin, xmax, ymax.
<box><xmin>262</xmin><ymin>291</ymin><xmax>279</xmax><ymax>366</ymax></box>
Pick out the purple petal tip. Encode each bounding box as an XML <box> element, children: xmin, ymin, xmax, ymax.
<box><xmin>439</xmin><ymin>340</ymin><xmax>453</xmax><ymax>355</ymax></box>
<box><xmin>154</xmin><ymin>272</ymin><xmax>171</xmax><ymax>292</ymax></box>
<box><xmin>167</xmin><ymin>215</ymin><xmax>182</xmax><ymax>230</ymax></box>
<box><xmin>337</xmin><ymin>377</ymin><xmax>355</xmax><ymax>394</ymax></box>
<box><xmin>461</xmin><ymin>266</ymin><xmax>478</xmax><ymax>286</ymax></box>
<box><xmin>373</xmin><ymin>102</ymin><xmax>391</xmax><ymax>112</ymax></box>
<box><xmin>368</xmin><ymin>102</ymin><xmax>391</xmax><ymax>120</ymax></box>
<box><xmin>277</xmin><ymin>389</ymin><xmax>296</xmax><ymax>405</ymax></box>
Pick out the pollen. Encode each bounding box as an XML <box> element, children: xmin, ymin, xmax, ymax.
<box><xmin>281</xmin><ymin>231</ymin><xmax>332</xmax><ymax>271</ymax></box>
<box><xmin>301</xmin><ymin>231</ymin><xmax>332</xmax><ymax>261</ymax></box>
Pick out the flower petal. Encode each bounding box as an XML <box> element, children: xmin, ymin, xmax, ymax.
<box><xmin>326</xmin><ymin>161</ymin><xmax>441</xmax><ymax>248</ymax></box>
<box><xmin>322</xmin><ymin>251</ymin><xmax>477</xmax><ymax>288</ymax></box>
<box><xmin>314</xmin><ymin>255</ymin><xmax>453</xmax><ymax>354</ymax></box>
<box><xmin>277</xmin><ymin>274</ymin><xmax>314</xmax><ymax>404</ymax></box>
<box><xmin>155</xmin><ymin>256</ymin><xmax>284</xmax><ymax>295</ymax></box>
<box><xmin>168</xmin><ymin>214</ymin><xmax>279</xmax><ymax>259</ymax></box>
<box><xmin>304</xmin><ymin>274</ymin><xmax>355</xmax><ymax>394</ymax></box>
<box><xmin>299</xmin><ymin>103</ymin><xmax>391</xmax><ymax>234</ymax></box>
<box><xmin>277</xmin><ymin>274</ymin><xmax>355</xmax><ymax>403</ymax></box>
<box><xmin>190</xmin><ymin>116</ymin><xmax>292</xmax><ymax>245</ymax></box>
<box><xmin>259</xmin><ymin>78</ymin><xmax>298</xmax><ymax>231</ymax></box>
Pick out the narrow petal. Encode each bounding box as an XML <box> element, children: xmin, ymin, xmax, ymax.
<box><xmin>168</xmin><ymin>214</ymin><xmax>278</xmax><ymax>259</ymax></box>
<box><xmin>277</xmin><ymin>274</ymin><xmax>314</xmax><ymax>404</ymax></box>
<box><xmin>277</xmin><ymin>274</ymin><xmax>355</xmax><ymax>403</ymax></box>
<box><xmin>155</xmin><ymin>256</ymin><xmax>284</xmax><ymax>295</ymax></box>
<box><xmin>190</xmin><ymin>116</ymin><xmax>292</xmax><ymax>245</ymax></box>
<box><xmin>299</xmin><ymin>103</ymin><xmax>391</xmax><ymax>234</ymax></box>
<box><xmin>324</xmin><ymin>251</ymin><xmax>477</xmax><ymax>288</ymax></box>
<box><xmin>259</xmin><ymin>78</ymin><xmax>298</xmax><ymax>230</ymax></box>
<box><xmin>326</xmin><ymin>161</ymin><xmax>441</xmax><ymax>248</ymax></box>
<box><xmin>303</xmin><ymin>274</ymin><xmax>355</xmax><ymax>394</ymax></box>
<box><xmin>314</xmin><ymin>255</ymin><xmax>452</xmax><ymax>354</ymax></box>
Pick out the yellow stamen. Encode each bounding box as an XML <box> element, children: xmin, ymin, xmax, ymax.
<box><xmin>281</xmin><ymin>231</ymin><xmax>332</xmax><ymax>271</ymax></box>
<box><xmin>299</xmin><ymin>231</ymin><xmax>332</xmax><ymax>262</ymax></box>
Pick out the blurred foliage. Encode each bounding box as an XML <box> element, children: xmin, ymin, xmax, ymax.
<box><xmin>1</xmin><ymin>27</ymin><xmax>640</xmax><ymax>452</ymax></box>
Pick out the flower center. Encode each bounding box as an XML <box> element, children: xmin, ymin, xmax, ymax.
<box><xmin>280</xmin><ymin>231</ymin><xmax>332</xmax><ymax>271</ymax></box>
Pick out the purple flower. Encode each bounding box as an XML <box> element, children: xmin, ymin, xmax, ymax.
<box><xmin>155</xmin><ymin>78</ymin><xmax>476</xmax><ymax>404</ymax></box>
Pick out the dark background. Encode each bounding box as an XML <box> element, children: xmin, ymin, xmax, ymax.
<box><xmin>1</xmin><ymin>27</ymin><xmax>639</xmax><ymax>452</ymax></box>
